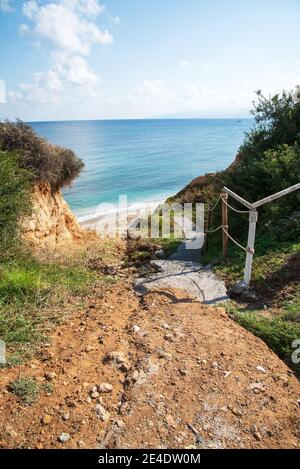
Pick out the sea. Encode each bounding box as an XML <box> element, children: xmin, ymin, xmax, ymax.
<box><xmin>30</xmin><ymin>119</ymin><xmax>253</xmax><ymax>222</ymax></box>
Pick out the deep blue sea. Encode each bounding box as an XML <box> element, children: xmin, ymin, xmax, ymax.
<box><xmin>31</xmin><ymin>119</ymin><xmax>253</xmax><ymax>221</ymax></box>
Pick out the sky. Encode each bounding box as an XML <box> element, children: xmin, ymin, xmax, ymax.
<box><xmin>0</xmin><ymin>0</ymin><xmax>300</xmax><ymax>121</ymax></box>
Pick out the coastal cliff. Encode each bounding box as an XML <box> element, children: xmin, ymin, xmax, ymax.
<box><xmin>0</xmin><ymin>120</ymin><xmax>86</xmax><ymax>249</ymax></box>
<box><xmin>22</xmin><ymin>183</ymin><xmax>85</xmax><ymax>247</ymax></box>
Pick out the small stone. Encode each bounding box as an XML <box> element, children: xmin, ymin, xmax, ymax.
<box><xmin>77</xmin><ymin>440</ymin><xmax>85</xmax><ymax>448</ymax></box>
<box><xmin>156</xmin><ymin>348</ymin><xmax>172</xmax><ymax>360</ymax></box>
<box><xmin>230</xmin><ymin>407</ymin><xmax>242</xmax><ymax>417</ymax></box>
<box><xmin>212</xmin><ymin>362</ymin><xmax>219</xmax><ymax>369</ymax></box>
<box><xmin>42</xmin><ymin>414</ymin><xmax>53</xmax><ymax>425</ymax></box>
<box><xmin>165</xmin><ymin>414</ymin><xmax>177</xmax><ymax>429</ymax></box>
<box><xmin>104</xmin><ymin>350</ymin><xmax>125</xmax><ymax>363</ymax></box>
<box><xmin>155</xmin><ymin>249</ymin><xmax>165</xmax><ymax>258</ymax></box>
<box><xmin>62</xmin><ymin>412</ymin><xmax>70</xmax><ymax>421</ymax></box>
<box><xmin>119</xmin><ymin>362</ymin><xmax>130</xmax><ymax>373</ymax></box>
<box><xmin>162</xmin><ymin>323</ymin><xmax>170</xmax><ymax>330</ymax></box>
<box><xmin>6</xmin><ymin>426</ymin><xmax>18</xmax><ymax>438</ymax></box>
<box><xmin>132</xmin><ymin>325</ymin><xmax>140</xmax><ymax>333</ymax></box>
<box><xmin>248</xmin><ymin>382</ymin><xmax>265</xmax><ymax>392</ymax></box>
<box><xmin>164</xmin><ymin>333</ymin><xmax>174</xmax><ymax>342</ymax></box>
<box><xmin>95</xmin><ymin>404</ymin><xmax>110</xmax><ymax>422</ymax></box>
<box><xmin>230</xmin><ymin>280</ymin><xmax>247</xmax><ymax>295</ymax></box>
<box><xmin>253</xmin><ymin>431</ymin><xmax>262</xmax><ymax>441</ymax></box>
<box><xmin>59</xmin><ymin>432</ymin><xmax>70</xmax><ymax>443</ymax></box>
<box><xmin>178</xmin><ymin>368</ymin><xmax>187</xmax><ymax>376</ymax></box>
<box><xmin>256</xmin><ymin>366</ymin><xmax>267</xmax><ymax>374</ymax></box>
<box><xmin>44</xmin><ymin>372</ymin><xmax>56</xmax><ymax>381</ymax></box>
<box><xmin>90</xmin><ymin>391</ymin><xmax>100</xmax><ymax>399</ymax></box>
<box><xmin>115</xmin><ymin>419</ymin><xmax>125</xmax><ymax>429</ymax></box>
<box><xmin>98</xmin><ymin>382</ymin><xmax>113</xmax><ymax>393</ymax></box>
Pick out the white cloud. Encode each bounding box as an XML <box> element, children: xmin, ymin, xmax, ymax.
<box><xmin>10</xmin><ymin>55</ymin><xmax>101</xmax><ymax>106</ymax></box>
<box><xmin>0</xmin><ymin>0</ymin><xmax>13</xmax><ymax>12</ymax></box>
<box><xmin>111</xmin><ymin>16</ymin><xmax>120</xmax><ymax>25</ymax></box>
<box><xmin>133</xmin><ymin>80</ymin><xmax>168</xmax><ymax>100</ymax></box>
<box><xmin>183</xmin><ymin>84</ymin><xmax>211</xmax><ymax>100</ymax></box>
<box><xmin>19</xmin><ymin>23</ymin><xmax>30</xmax><ymax>36</ymax></box>
<box><xmin>23</xmin><ymin>0</ymin><xmax>112</xmax><ymax>56</ymax></box>
<box><xmin>179</xmin><ymin>60</ymin><xmax>191</xmax><ymax>69</ymax></box>
<box><xmin>0</xmin><ymin>79</ymin><xmax>6</xmax><ymax>103</ymax></box>
<box><xmin>9</xmin><ymin>0</ymin><xmax>112</xmax><ymax>109</ymax></box>
<box><xmin>62</xmin><ymin>0</ymin><xmax>105</xmax><ymax>18</ymax></box>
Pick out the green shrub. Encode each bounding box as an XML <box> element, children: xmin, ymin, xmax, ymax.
<box><xmin>224</xmin><ymin>90</ymin><xmax>300</xmax><ymax>233</ymax></box>
<box><xmin>0</xmin><ymin>119</ymin><xmax>84</xmax><ymax>189</ymax></box>
<box><xmin>9</xmin><ymin>376</ymin><xmax>40</xmax><ymax>404</ymax></box>
<box><xmin>0</xmin><ymin>150</ymin><xmax>32</xmax><ymax>252</ymax></box>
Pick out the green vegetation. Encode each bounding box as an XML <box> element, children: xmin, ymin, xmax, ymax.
<box><xmin>0</xmin><ymin>120</ymin><xmax>84</xmax><ymax>190</ymax></box>
<box><xmin>9</xmin><ymin>376</ymin><xmax>40</xmax><ymax>405</ymax></box>
<box><xmin>0</xmin><ymin>121</ymin><xmax>116</xmax><ymax>367</ymax></box>
<box><xmin>159</xmin><ymin>237</ymin><xmax>181</xmax><ymax>256</ymax></box>
<box><xmin>226</xmin><ymin>304</ymin><xmax>300</xmax><ymax>375</ymax></box>
<box><xmin>0</xmin><ymin>150</ymin><xmax>32</xmax><ymax>252</ymax></box>
<box><xmin>0</xmin><ymin>249</ymin><xmax>116</xmax><ymax>364</ymax></box>
<box><xmin>125</xmin><ymin>237</ymin><xmax>181</xmax><ymax>264</ymax></box>
<box><xmin>174</xmin><ymin>88</ymin><xmax>300</xmax><ymax>243</ymax></box>
<box><xmin>197</xmin><ymin>89</ymin><xmax>300</xmax><ymax>374</ymax></box>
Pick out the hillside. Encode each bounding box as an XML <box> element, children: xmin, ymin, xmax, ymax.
<box><xmin>0</xmin><ymin>112</ymin><xmax>299</xmax><ymax>449</ymax></box>
<box><xmin>168</xmin><ymin>90</ymin><xmax>300</xmax><ymax>375</ymax></box>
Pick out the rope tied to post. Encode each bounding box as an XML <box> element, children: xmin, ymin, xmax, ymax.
<box><xmin>221</xmin><ymin>227</ymin><xmax>247</xmax><ymax>252</ymax></box>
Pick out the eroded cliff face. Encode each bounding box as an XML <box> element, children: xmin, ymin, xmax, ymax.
<box><xmin>22</xmin><ymin>183</ymin><xmax>85</xmax><ymax>247</ymax></box>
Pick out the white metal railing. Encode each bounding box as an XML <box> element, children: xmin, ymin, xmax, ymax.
<box><xmin>205</xmin><ymin>182</ymin><xmax>300</xmax><ymax>285</ymax></box>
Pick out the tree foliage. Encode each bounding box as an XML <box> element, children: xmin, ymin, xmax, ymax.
<box><xmin>0</xmin><ymin>120</ymin><xmax>84</xmax><ymax>190</ymax></box>
<box><xmin>224</xmin><ymin>89</ymin><xmax>300</xmax><ymax>239</ymax></box>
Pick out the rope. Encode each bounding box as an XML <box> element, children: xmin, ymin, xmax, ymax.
<box><xmin>204</xmin><ymin>194</ymin><xmax>221</xmax><ymax>212</ymax></box>
<box><xmin>205</xmin><ymin>224</ymin><xmax>223</xmax><ymax>234</ymax></box>
<box><xmin>222</xmin><ymin>227</ymin><xmax>247</xmax><ymax>252</ymax></box>
<box><xmin>222</xmin><ymin>198</ymin><xmax>252</xmax><ymax>214</ymax></box>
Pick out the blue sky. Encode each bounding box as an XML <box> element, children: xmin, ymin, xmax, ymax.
<box><xmin>0</xmin><ymin>0</ymin><xmax>300</xmax><ymax>121</ymax></box>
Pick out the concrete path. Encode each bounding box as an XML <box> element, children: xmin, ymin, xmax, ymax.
<box><xmin>134</xmin><ymin>234</ymin><xmax>229</xmax><ymax>304</ymax></box>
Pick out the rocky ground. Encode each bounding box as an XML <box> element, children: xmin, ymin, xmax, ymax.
<box><xmin>0</xmin><ymin>274</ymin><xmax>299</xmax><ymax>449</ymax></box>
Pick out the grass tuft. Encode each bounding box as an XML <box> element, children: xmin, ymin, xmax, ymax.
<box><xmin>9</xmin><ymin>376</ymin><xmax>40</xmax><ymax>405</ymax></box>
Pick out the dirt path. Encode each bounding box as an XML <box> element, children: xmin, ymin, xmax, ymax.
<box><xmin>0</xmin><ymin>277</ymin><xmax>299</xmax><ymax>449</ymax></box>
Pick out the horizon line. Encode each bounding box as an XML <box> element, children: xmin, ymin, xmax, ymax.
<box><xmin>21</xmin><ymin>116</ymin><xmax>253</xmax><ymax>124</ymax></box>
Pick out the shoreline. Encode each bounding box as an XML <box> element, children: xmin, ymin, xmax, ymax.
<box><xmin>77</xmin><ymin>198</ymin><xmax>164</xmax><ymax>229</ymax></box>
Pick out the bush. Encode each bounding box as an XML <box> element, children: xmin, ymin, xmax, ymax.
<box><xmin>0</xmin><ymin>150</ymin><xmax>32</xmax><ymax>252</ymax></box>
<box><xmin>0</xmin><ymin>119</ymin><xmax>84</xmax><ymax>190</ymax></box>
<box><xmin>224</xmin><ymin>90</ymin><xmax>300</xmax><ymax>229</ymax></box>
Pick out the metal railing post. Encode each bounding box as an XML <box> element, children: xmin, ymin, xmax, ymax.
<box><xmin>221</xmin><ymin>192</ymin><xmax>228</xmax><ymax>259</ymax></box>
<box><xmin>243</xmin><ymin>210</ymin><xmax>258</xmax><ymax>285</ymax></box>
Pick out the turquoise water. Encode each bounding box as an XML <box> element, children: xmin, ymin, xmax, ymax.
<box><xmin>31</xmin><ymin>119</ymin><xmax>252</xmax><ymax>220</ymax></box>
